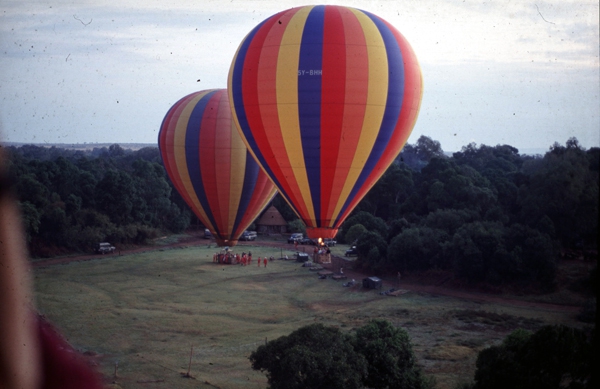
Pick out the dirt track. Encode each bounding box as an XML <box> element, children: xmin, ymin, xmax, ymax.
<box><xmin>31</xmin><ymin>237</ymin><xmax>581</xmax><ymax>314</ymax></box>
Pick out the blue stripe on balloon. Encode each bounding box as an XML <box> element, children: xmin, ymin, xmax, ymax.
<box><xmin>232</xmin><ymin>151</ymin><xmax>259</xmax><ymax>235</ymax></box>
<box><xmin>185</xmin><ymin>91</ymin><xmax>220</xmax><ymax>232</ymax></box>
<box><xmin>298</xmin><ymin>5</ymin><xmax>325</xmax><ymax>226</ymax></box>
<box><xmin>337</xmin><ymin>12</ymin><xmax>405</xmax><ymax>224</ymax></box>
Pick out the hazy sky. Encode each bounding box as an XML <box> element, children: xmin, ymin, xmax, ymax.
<box><xmin>1</xmin><ymin>0</ymin><xmax>598</xmax><ymax>152</ymax></box>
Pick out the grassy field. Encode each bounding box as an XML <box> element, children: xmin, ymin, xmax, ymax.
<box><xmin>33</xmin><ymin>243</ymin><xmax>583</xmax><ymax>389</ymax></box>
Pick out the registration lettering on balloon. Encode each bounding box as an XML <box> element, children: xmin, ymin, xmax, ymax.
<box><xmin>298</xmin><ymin>69</ymin><xmax>323</xmax><ymax>76</ymax></box>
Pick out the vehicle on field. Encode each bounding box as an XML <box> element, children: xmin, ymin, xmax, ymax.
<box><xmin>345</xmin><ymin>246</ymin><xmax>358</xmax><ymax>257</ymax></box>
<box><xmin>288</xmin><ymin>233</ymin><xmax>303</xmax><ymax>243</ymax></box>
<box><xmin>239</xmin><ymin>230</ymin><xmax>257</xmax><ymax>241</ymax></box>
<box><xmin>96</xmin><ymin>242</ymin><xmax>115</xmax><ymax>254</ymax></box>
<box><xmin>323</xmin><ymin>238</ymin><xmax>337</xmax><ymax>246</ymax></box>
<box><xmin>299</xmin><ymin>237</ymin><xmax>316</xmax><ymax>245</ymax></box>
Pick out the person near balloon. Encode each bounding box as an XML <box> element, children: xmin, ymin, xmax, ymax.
<box><xmin>257</xmin><ymin>257</ymin><xmax>261</xmax><ymax>267</ymax></box>
<box><xmin>264</xmin><ymin>257</ymin><xmax>268</xmax><ymax>267</ymax></box>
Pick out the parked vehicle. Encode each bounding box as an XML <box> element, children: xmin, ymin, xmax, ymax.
<box><xmin>204</xmin><ymin>228</ymin><xmax>212</xmax><ymax>239</ymax></box>
<box><xmin>344</xmin><ymin>246</ymin><xmax>358</xmax><ymax>257</ymax></box>
<box><xmin>362</xmin><ymin>276</ymin><xmax>382</xmax><ymax>289</ymax></box>
<box><xmin>299</xmin><ymin>237</ymin><xmax>316</xmax><ymax>245</ymax></box>
<box><xmin>239</xmin><ymin>231</ymin><xmax>257</xmax><ymax>241</ymax></box>
<box><xmin>96</xmin><ymin>242</ymin><xmax>115</xmax><ymax>254</ymax></box>
<box><xmin>323</xmin><ymin>238</ymin><xmax>337</xmax><ymax>246</ymax></box>
<box><xmin>288</xmin><ymin>233</ymin><xmax>303</xmax><ymax>243</ymax></box>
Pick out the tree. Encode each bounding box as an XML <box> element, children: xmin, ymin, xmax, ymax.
<box><xmin>287</xmin><ymin>219</ymin><xmax>306</xmax><ymax>234</ymax></box>
<box><xmin>356</xmin><ymin>230</ymin><xmax>388</xmax><ymax>270</ymax></box>
<box><xmin>518</xmin><ymin>139</ymin><xmax>598</xmax><ymax>248</ymax></box>
<box><xmin>95</xmin><ymin>169</ymin><xmax>136</xmax><ymax>226</ymax></box>
<box><xmin>352</xmin><ymin>320</ymin><xmax>433</xmax><ymax>389</ymax></box>
<box><xmin>344</xmin><ymin>224</ymin><xmax>367</xmax><ymax>245</ymax></box>
<box><xmin>341</xmin><ymin>211</ymin><xmax>387</xmax><ymax>243</ymax></box>
<box><xmin>250</xmin><ymin>321</ymin><xmax>433</xmax><ymax>389</ymax></box>
<box><xmin>387</xmin><ymin>226</ymin><xmax>450</xmax><ymax>272</ymax></box>
<box><xmin>357</xmin><ymin>162</ymin><xmax>414</xmax><ymax>220</ymax></box>
<box><xmin>249</xmin><ymin>324</ymin><xmax>367</xmax><ymax>389</ymax></box>
<box><xmin>272</xmin><ymin>193</ymin><xmax>298</xmax><ymax>222</ymax></box>
<box><xmin>398</xmin><ymin>135</ymin><xmax>446</xmax><ymax>171</ymax></box>
<box><xmin>473</xmin><ymin>325</ymin><xmax>593</xmax><ymax>389</ymax></box>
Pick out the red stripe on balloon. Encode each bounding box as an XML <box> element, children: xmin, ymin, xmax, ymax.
<box><xmin>319</xmin><ymin>6</ymin><xmax>346</xmax><ymax>225</ymax></box>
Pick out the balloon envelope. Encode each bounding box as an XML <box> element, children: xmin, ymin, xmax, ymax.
<box><xmin>228</xmin><ymin>5</ymin><xmax>423</xmax><ymax>239</ymax></box>
<box><xmin>159</xmin><ymin>89</ymin><xmax>277</xmax><ymax>246</ymax></box>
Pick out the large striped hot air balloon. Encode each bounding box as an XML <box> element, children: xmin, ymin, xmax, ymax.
<box><xmin>158</xmin><ymin>89</ymin><xmax>277</xmax><ymax>247</ymax></box>
<box><xmin>228</xmin><ymin>5</ymin><xmax>423</xmax><ymax>239</ymax></box>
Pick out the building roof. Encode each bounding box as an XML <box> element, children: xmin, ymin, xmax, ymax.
<box><xmin>256</xmin><ymin>205</ymin><xmax>287</xmax><ymax>226</ymax></box>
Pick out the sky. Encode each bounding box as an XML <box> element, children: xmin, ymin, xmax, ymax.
<box><xmin>0</xmin><ymin>0</ymin><xmax>598</xmax><ymax>152</ymax></box>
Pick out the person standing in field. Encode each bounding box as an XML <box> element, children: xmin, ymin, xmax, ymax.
<box><xmin>263</xmin><ymin>257</ymin><xmax>268</xmax><ymax>267</ymax></box>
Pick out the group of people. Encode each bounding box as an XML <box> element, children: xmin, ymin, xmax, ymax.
<box><xmin>211</xmin><ymin>250</ymin><xmax>272</xmax><ymax>267</ymax></box>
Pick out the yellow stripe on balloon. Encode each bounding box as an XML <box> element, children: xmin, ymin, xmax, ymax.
<box><xmin>331</xmin><ymin>9</ymin><xmax>388</xmax><ymax>220</ymax></box>
<box><xmin>276</xmin><ymin>5</ymin><xmax>317</xmax><ymax>226</ymax></box>
<box><xmin>174</xmin><ymin>91</ymin><xmax>214</xmax><ymax>231</ymax></box>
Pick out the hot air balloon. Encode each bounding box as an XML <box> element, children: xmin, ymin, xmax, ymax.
<box><xmin>228</xmin><ymin>5</ymin><xmax>423</xmax><ymax>239</ymax></box>
<box><xmin>158</xmin><ymin>89</ymin><xmax>277</xmax><ymax>247</ymax></box>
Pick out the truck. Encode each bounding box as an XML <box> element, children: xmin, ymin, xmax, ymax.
<box><xmin>239</xmin><ymin>231</ymin><xmax>257</xmax><ymax>241</ymax></box>
<box><xmin>288</xmin><ymin>233</ymin><xmax>303</xmax><ymax>243</ymax></box>
<box><xmin>96</xmin><ymin>242</ymin><xmax>116</xmax><ymax>254</ymax></box>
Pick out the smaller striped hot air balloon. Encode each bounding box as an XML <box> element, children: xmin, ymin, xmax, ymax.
<box><xmin>158</xmin><ymin>89</ymin><xmax>277</xmax><ymax>247</ymax></box>
<box><xmin>228</xmin><ymin>5</ymin><xmax>423</xmax><ymax>239</ymax></box>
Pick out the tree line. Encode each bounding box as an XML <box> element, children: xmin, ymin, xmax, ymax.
<box><xmin>4</xmin><ymin>135</ymin><xmax>598</xmax><ymax>291</ymax></box>
<box><xmin>4</xmin><ymin>144</ymin><xmax>191</xmax><ymax>257</ymax></box>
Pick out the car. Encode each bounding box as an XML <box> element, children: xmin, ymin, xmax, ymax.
<box><xmin>299</xmin><ymin>237</ymin><xmax>316</xmax><ymax>245</ymax></box>
<box><xmin>323</xmin><ymin>238</ymin><xmax>337</xmax><ymax>246</ymax></box>
<box><xmin>239</xmin><ymin>231</ymin><xmax>257</xmax><ymax>241</ymax></box>
<box><xmin>345</xmin><ymin>246</ymin><xmax>358</xmax><ymax>257</ymax></box>
<box><xmin>288</xmin><ymin>233</ymin><xmax>303</xmax><ymax>243</ymax></box>
<box><xmin>96</xmin><ymin>242</ymin><xmax>115</xmax><ymax>254</ymax></box>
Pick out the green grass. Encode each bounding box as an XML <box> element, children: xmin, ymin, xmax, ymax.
<box><xmin>33</xmin><ymin>244</ymin><xmax>582</xmax><ymax>389</ymax></box>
